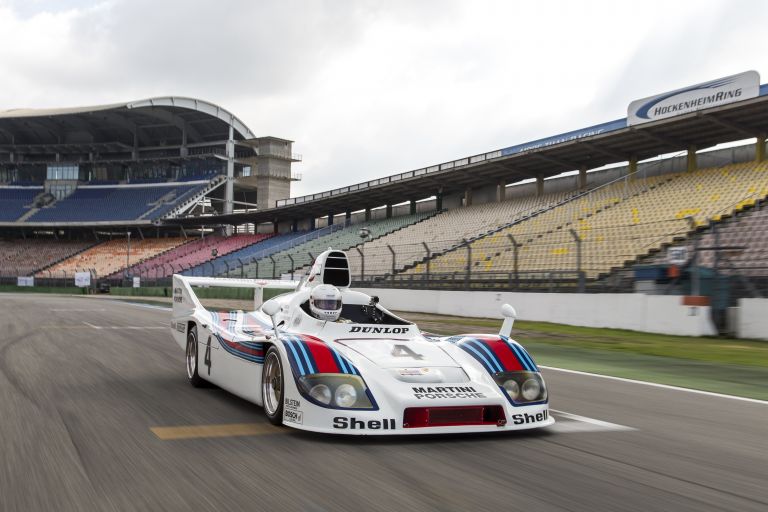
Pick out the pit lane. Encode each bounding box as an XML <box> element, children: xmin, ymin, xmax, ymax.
<box><xmin>0</xmin><ymin>293</ymin><xmax>765</xmax><ymax>512</ymax></box>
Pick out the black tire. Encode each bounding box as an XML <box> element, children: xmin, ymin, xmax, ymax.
<box><xmin>261</xmin><ymin>346</ymin><xmax>284</xmax><ymax>425</ymax></box>
<box><xmin>185</xmin><ymin>325</ymin><xmax>206</xmax><ymax>388</ymax></box>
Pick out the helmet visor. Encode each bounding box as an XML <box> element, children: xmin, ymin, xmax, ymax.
<box><xmin>313</xmin><ymin>299</ymin><xmax>341</xmax><ymax>311</ymax></box>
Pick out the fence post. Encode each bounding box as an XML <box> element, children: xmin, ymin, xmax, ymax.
<box><xmin>422</xmin><ymin>242</ymin><xmax>431</xmax><ymax>281</ymax></box>
<box><xmin>685</xmin><ymin>216</ymin><xmax>700</xmax><ymax>296</ymax></box>
<box><xmin>238</xmin><ymin>258</ymin><xmax>245</xmax><ymax>278</ymax></box>
<box><xmin>387</xmin><ymin>244</ymin><xmax>395</xmax><ymax>283</ymax></box>
<box><xmin>288</xmin><ymin>254</ymin><xmax>295</xmax><ymax>281</ymax></box>
<box><xmin>568</xmin><ymin>228</ymin><xmax>584</xmax><ymax>293</ymax></box>
<box><xmin>269</xmin><ymin>255</ymin><xmax>277</xmax><ymax>279</ymax></box>
<box><xmin>463</xmin><ymin>239</ymin><xmax>472</xmax><ymax>288</ymax></box>
<box><xmin>355</xmin><ymin>247</ymin><xmax>365</xmax><ymax>281</ymax></box>
<box><xmin>507</xmin><ymin>234</ymin><xmax>521</xmax><ymax>286</ymax></box>
<box><xmin>224</xmin><ymin>260</ymin><xmax>231</xmax><ymax>278</ymax></box>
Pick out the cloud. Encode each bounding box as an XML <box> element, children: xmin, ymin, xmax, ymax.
<box><xmin>0</xmin><ymin>0</ymin><xmax>766</xmax><ymax>197</ymax></box>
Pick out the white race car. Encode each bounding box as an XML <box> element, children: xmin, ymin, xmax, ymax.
<box><xmin>170</xmin><ymin>249</ymin><xmax>553</xmax><ymax>435</ymax></box>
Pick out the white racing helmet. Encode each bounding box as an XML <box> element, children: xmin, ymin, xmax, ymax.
<box><xmin>309</xmin><ymin>284</ymin><xmax>342</xmax><ymax>322</ymax></box>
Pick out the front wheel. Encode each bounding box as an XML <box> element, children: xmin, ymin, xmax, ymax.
<box><xmin>186</xmin><ymin>325</ymin><xmax>205</xmax><ymax>388</ymax></box>
<box><xmin>262</xmin><ymin>347</ymin><xmax>284</xmax><ymax>425</ymax></box>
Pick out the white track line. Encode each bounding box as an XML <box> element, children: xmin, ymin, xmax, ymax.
<box><xmin>82</xmin><ymin>321</ymin><xmax>165</xmax><ymax>330</ymax></box>
<box><xmin>549</xmin><ymin>409</ymin><xmax>635</xmax><ymax>432</ymax></box>
<box><xmin>117</xmin><ymin>302</ymin><xmax>171</xmax><ymax>311</ymax></box>
<box><xmin>53</xmin><ymin>308</ymin><xmax>106</xmax><ymax>312</ymax></box>
<box><xmin>541</xmin><ymin>365</ymin><xmax>768</xmax><ymax>405</ymax></box>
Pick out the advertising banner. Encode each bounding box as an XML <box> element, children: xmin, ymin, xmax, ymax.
<box><xmin>667</xmin><ymin>247</ymin><xmax>688</xmax><ymax>266</ymax></box>
<box><xmin>17</xmin><ymin>276</ymin><xmax>34</xmax><ymax>287</ymax></box>
<box><xmin>501</xmin><ymin>119</ymin><xmax>626</xmax><ymax>157</ymax></box>
<box><xmin>133</xmin><ymin>276</ymin><xmax>141</xmax><ymax>288</ymax></box>
<box><xmin>74</xmin><ymin>272</ymin><xmax>91</xmax><ymax>287</ymax></box>
<box><xmin>628</xmin><ymin>71</ymin><xmax>760</xmax><ymax>126</ymax></box>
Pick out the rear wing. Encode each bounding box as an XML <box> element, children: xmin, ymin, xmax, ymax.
<box><xmin>171</xmin><ymin>274</ymin><xmax>300</xmax><ymax>315</ymax></box>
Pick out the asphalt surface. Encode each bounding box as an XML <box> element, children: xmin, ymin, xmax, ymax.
<box><xmin>0</xmin><ymin>293</ymin><xmax>766</xmax><ymax>512</ymax></box>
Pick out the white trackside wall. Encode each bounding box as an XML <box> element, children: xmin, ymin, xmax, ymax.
<box><xmin>357</xmin><ymin>289</ymin><xmax>718</xmax><ymax>337</ymax></box>
<box><xmin>735</xmin><ymin>298</ymin><xmax>768</xmax><ymax>340</ymax></box>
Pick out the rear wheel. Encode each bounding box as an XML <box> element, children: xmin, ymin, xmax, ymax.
<box><xmin>186</xmin><ymin>325</ymin><xmax>205</xmax><ymax>388</ymax></box>
<box><xmin>262</xmin><ymin>347</ymin><xmax>284</xmax><ymax>425</ymax></box>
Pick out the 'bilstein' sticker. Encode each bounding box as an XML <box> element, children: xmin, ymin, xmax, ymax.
<box><xmin>284</xmin><ymin>398</ymin><xmax>303</xmax><ymax>424</ymax></box>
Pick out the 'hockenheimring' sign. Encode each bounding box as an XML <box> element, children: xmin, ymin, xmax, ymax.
<box><xmin>627</xmin><ymin>71</ymin><xmax>760</xmax><ymax>126</ymax></box>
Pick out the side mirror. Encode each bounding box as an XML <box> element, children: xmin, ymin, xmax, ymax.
<box><xmin>499</xmin><ymin>304</ymin><xmax>517</xmax><ymax>338</ymax></box>
<box><xmin>262</xmin><ymin>299</ymin><xmax>281</xmax><ymax>317</ymax></box>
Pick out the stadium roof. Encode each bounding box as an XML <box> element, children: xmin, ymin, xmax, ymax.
<box><xmin>0</xmin><ymin>96</ymin><xmax>254</xmax><ymax>147</ymax></box>
<box><xmin>169</xmin><ymin>85</ymin><xmax>768</xmax><ymax>226</ymax></box>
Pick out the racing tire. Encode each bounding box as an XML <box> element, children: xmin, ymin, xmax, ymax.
<box><xmin>261</xmin><ymin>346</ymin><xmax>284</xmax><ymax>425</ymax></box>
<box><xmin>186</xmin><ymin>325</ymin><xmax>206</xmax><ymax>388</ymax></box>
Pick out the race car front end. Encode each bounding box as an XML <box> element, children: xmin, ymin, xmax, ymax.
<box><xmin>276</xmin><ymin>333</ymin><xmax>552</xmax><ymax>435</ymax></box>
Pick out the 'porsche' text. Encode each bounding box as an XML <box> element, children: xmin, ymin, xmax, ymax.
<box><xmin>412</xmin><ymin>386</ymin><xmax>486</xmax><ymax>399</ymax></box>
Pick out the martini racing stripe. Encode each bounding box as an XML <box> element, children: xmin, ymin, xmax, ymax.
<box><xmin>461</xmin><ymin>340</ymin><xmax>501</xmax><ymax>373</ymax></box>
<box><xmin>501</xmin><ymin>335</ymin><xmax>538</xmax><ymax>371</ymax></box>
<box><xmin>282</xmin><ymin>335</ymin><xmax>358</xmax><ymax>376</ymax></box>
<box><xmin>213</xmin><ymin>333</ymin><xmax>264</xmax><ymax>363</ymax></box>
<box><xmin>449</xmin><ymin>335</ymin><xmax>531</xmax><ymax>373</ymax></box>
<box><xmin>207</xmin><ymin>311</ymin><xmax>266</xmax><ymax>363</ymax></box>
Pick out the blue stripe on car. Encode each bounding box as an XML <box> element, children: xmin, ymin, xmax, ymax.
<box><xmin>467</xmin><ymin>338</ymin><xmax>504</xmax><ymax>373</ymax></box>
<box><xmin>457</xmin><ymin>340</ymin><xmax>497</xmax><ymax>374</ymax></box>
<box><xmin>295</xmin><ymin>337</ymin><xmax>316</xmax><ymax>374</ymax></box>
<box><xmin>284</xmin><ymin>338</ymin><xmax>306</xmax><ymax>375</ymax></box>
<box><xmin>506</xmin><ymin>341</ymin><xmax>532</xmax><ymax>371</ymax></box>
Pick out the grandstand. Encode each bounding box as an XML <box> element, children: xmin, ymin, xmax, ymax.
<box><xmin>27</xmin><ymin>182</ymin><xmax>210</xmax><ymax>223</ymax></box>
<box><xmin>116</xmin><ymin>233</ymin><xmax>273</xmax><ymax>280</ymax></box>
<box><xmin>0</xmin><ymin>97</ymin><xmax>301</xmax><ymax>229</ymax></box>
<box><xmin>183</xmin><ymin>231</ymin><xmax>307</xmax><ymax>277</ymax></box>
<box><xmin>0</xmin><ymin>239</ymin><xmax>96</xmax><ymax>277</ymax></box>
<box><xmin>0</xmin><ymin>186</ymin><xmax>43</xmax><ymax>222</ymax></box>
<box><xmin>39</xmin><ymin>237</ymin><xmax>188</xmax><ymax>278</ymax></box>
<box><xmin>242</xmin><ymin>212</ymin><xmax>434</xmax><ymax>279</ymax></box>
<box><xmin>402</xmin><ymin>160</ymin><xmax>768</xmax><ymax>280</ymax></box>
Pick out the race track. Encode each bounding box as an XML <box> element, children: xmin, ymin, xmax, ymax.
<box><xmin>0</xmin><ymin>294</ymin><xmax>765</xmax><ymax>512</ymax></box>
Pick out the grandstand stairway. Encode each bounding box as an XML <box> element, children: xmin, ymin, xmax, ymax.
<box><xmin>159</xmin><ymin>175</ymin><xmax>226</xmax><ymax>219</ymax></box>
<box><xmin>137</xmin><ymin>189</ymin><xmax>185</xmax><ymax>220</ymax></box>
<box><xmin>16</xmin><ymin>207</ymin><xmax>40</xmax><ymax>223</ymax></box>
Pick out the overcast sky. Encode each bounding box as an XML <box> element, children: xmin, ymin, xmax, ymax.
<box><xmin>0</xmin><ymin>0</ymin><xmax>766</xmax><ymax>195</ymax></box>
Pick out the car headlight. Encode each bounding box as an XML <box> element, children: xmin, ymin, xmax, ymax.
<box><xmin>493</xmin><ymin>371</ymin><xmax>547</xmax><ymax>404</ymax></box>
<box><xmin>334</xmin><ymin>383</ymin><xmax>357</xmax><ymax>408</ymax></box>
<box><xmin>309</xmin><ymin>384</ymin><xmax>332</xmax><ymax>404</ymax></box>
<box><xmin>502</xmin><ymin>379</ymin><xmax>520</xmax><ymax>399</ymax></box>
<box><xmin>297</xmin><ymin>374</ymin><xmax>376</xmax><ymax>409</ymax></box>
<box><xmin>521</xmin><ymin>378</ymin><xmax>541</xmax><ymax>401</ymax></box>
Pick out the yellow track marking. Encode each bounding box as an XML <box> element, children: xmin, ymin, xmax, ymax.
<box><xmin>150</xmin><ymin>423</ymin><xmax>283</xmax><ymax>440</ymax></box>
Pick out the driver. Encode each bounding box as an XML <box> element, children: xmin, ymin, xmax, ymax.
<box><xmin>309</xmin><ymin>284</ymin><xmax>343</xmax><ymax>322</ymax></box>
